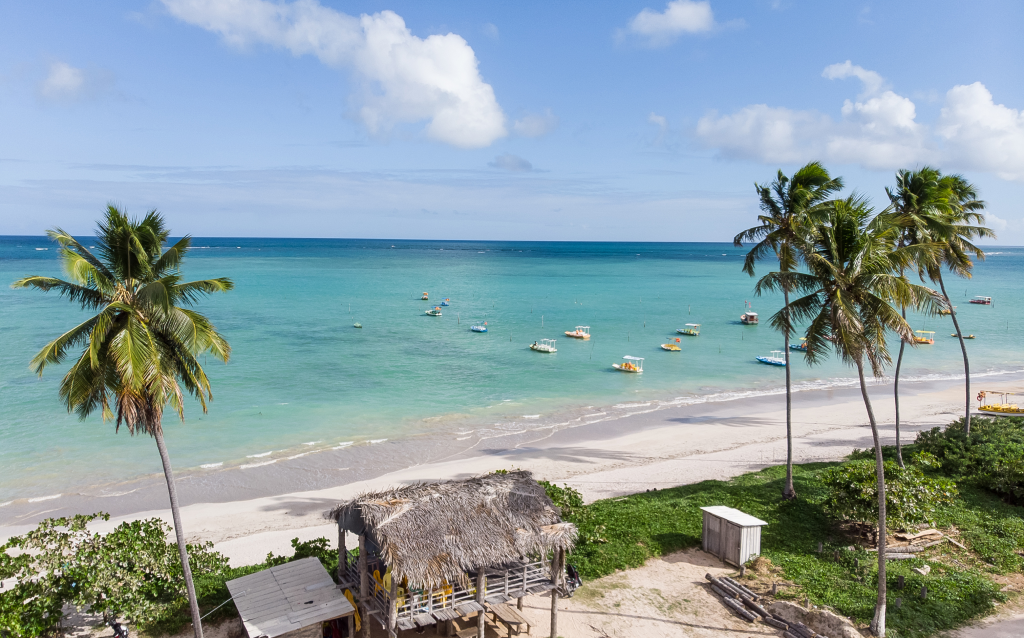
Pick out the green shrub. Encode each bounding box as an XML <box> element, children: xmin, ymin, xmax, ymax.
<box><xmin>916</xmin><ymin>416</ymin><xmax>1024</xmax><ymax>503</ymax></box>
<box><xmin>539</xmin><ymin>480</ymin><xmax>606</xmax><ymax>548</ymax></box>
<box><xmin>820</xmin><ymin>460</ymin><xmax>958</xmax><ymax>530</ymax></box>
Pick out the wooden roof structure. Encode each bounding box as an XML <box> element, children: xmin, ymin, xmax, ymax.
<box><xmin>325</xmin><ymin>470</ymin><xmax>576</xmax><ymax>589</ymax></box>
<box><xmin>225</xmin><ymin>557</ymin><xmax>354</xmax><ymax>638</ymax></box>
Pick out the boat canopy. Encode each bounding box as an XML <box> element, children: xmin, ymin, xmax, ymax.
<box><xmin>916</xmin><ymin>330</ymin><xmax>935</xmax><ymax>334</ymax></box>
<box><xmin>685</xmin><ymin>323</ymin><xmax>700</xmax><ymax>328</ymax></box>
<box><xmin>623</xmin><ymin>356</ymin><xmax>644</xmax><ymax>361</ymax></box>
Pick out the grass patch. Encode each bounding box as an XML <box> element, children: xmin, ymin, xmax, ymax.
<box><xmin>564</xmin><ymin>458</ymin><xmax>1022</xmax><ymax>638</ymax></box>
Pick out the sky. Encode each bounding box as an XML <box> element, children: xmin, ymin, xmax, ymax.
<box><xmin>1</xmin><ymin>0</ymin><xmax>1022</xmax><ymax>242</ymax></box>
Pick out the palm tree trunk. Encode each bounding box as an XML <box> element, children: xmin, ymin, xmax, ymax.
<box><xmin>893</xmin><ymin>305</ymin><xmax>906</xmax><ymax>468</ymax></box>
<box><xmin>937</xmin><ymin>274</ymin><xmax>971</xmax><ymax>435</ymax></box>
<box><xmin>782</xmin><ymin>286</ymin><xmax>795</xmax><ymax>499</ymax></box>
<box><xmin>155</xmin><ymin>428</ymin><xmax>205</xmax><ymax>638</ymax></box>
<box><xmin>856</xmin><ymin>357</ymin><xmax>887</xmax><ymax>637</ymax></box>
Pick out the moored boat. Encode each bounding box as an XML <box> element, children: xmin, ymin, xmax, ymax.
<box><xmin>756</xmin><ymin>350</ymin><xmax>786</xmax><ymax>366</ymax></box>
<box><xmin>978</xmin><ymin>390</ymin><xmax>1024</xmax><ymax>414</ymax></box>
<box><xmin>913</xmin><ymin>330</ymin><xmax>935</xmax><ymax>345</ymax></box>
<box><xmin>441</xmin><ymin>298</ymin><xmax>451</xmax><ymax>306</ymax></box>
<box><xmin>789</xmin><ymin>338</ymin><xmax>808</xmax><ymax>351</ymax></box>
<box><xmin>353</xmin><ymin>323</ymin><xmax>362</xmax><ymax>328</ymax></box>
<box><xmin>740</xmin><ymin>311</ymin><xmax>758</xmax><ymax>325</ymax></box>
<box><xmin>471</xmin><ymin>322</ymin><xmax>488</xmax><ymax>332</ymax></box>
<box><xmin>661</xmin><ymin>338</ymin><xmax>681</xmax><ymax>351</ymax></box>
<box><xmin>969</xmin><ymin>296</ymin><xmax>992</xmax><ymax>305</ymax></box>
<box><xmin>612</xmin><ymin>356</ymin><xmax>644</xmax><ymax>373</ymax></box>
<box><xmin>565</xmin><ymin>326</ymin><xmax>591</xmax><ymax>339</ymax></box>
<box><xmin>421</xmin><ymin>292</ymin><xmax>429</xmax><ymax>300</ymax></box>
<box><xmin>425</xmin><ymin>307</ymin><xmax>442</xmax><ymax>316</ymax></box>
<box><xmin>939</xmin><ymin>306</ymin><xmax>956</xmax><ymax>316</ymax></box>
<box><xmin>952</xmin><ymin>333</ymin><xmax>975</xmax><ymax>339</ymax></box>
<box><xmin>677</xmin><ymin>323</ymin><xmax>701</xmax><ymax>336</ymax></box>
<box><xmin>530</xmin><ymin>339</ymin><xmax>558</xmax><ymax>353</ymax></box>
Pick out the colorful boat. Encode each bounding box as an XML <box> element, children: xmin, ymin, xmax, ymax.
<box><xmin>789</xmin><ymin>338</ymin><xmax>808</xmax><ymax>351</ymax></box>
<box><xmin>471</xmin><ymin>322</ymin><xmax>488</xmax><ymax>332</ymax></box>
<box><xmin>425</xmin><ymin>307</ymin><xmax>442</xmax><ymax>316</ymax></box>
<box><xmin>740</xmin><ymin>311</ymin><xmax>758</xmax><ymax>325</ymax></box>
<box><xmin>756</xmin><ymin>350</ymin><xmax>786</xmax><ymax>366</ymax></box>
<box><xmin>969</xmin><ymin>296</ymin><xmax>992</xmax><ymax>305</ymax></box>
<box><xmin>913</xmin><ymin>330</ymin><xmax>935</xmax><ymax>345</ymax></box>
<box><xmin>952</xmin><ymin>333</ymin><xmax>975</xmax><ymax>339</ymax></box>
<box><xmin>612</xmin><ymin>356</ymin><xmax>644</xmax><ymax>373</ymax></box>
<box><xmin>939</xmin><ymin>306</ymin><xmax>956</xmax><ymax>316</ymax></box>
<box><xmin>441</xmin><ymin>299</ymin><xmax>451</xmax><ymax>306</ymax></box>
<box><xmin>530</xmin><ymin>339</ymin><xmax>558</xmax><ymax>353</ymax></box>
<box><xmin>661</xmin><ymin>338</ymin><xmax>681</xmax><ymax>351</ymax></box>
<box><xmin>677</xmin><ymin>323</ymin><xmax>701</xmax><ymax>336</ymax></box>
<box><xmin>977</xmin><ymin>390</ymin><xmax>1024</xmax><ymax>414</ymax></box>
<box><xmin>421</xmin><ymin>292</ymin><xmax>429</xmax><ymax>300</ymax></box>
<box><xmin>565</xmin><ymin>326</ymin><xmax>591</xmax><ymax>339</ymax></box>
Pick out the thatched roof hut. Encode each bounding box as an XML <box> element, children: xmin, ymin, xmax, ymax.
<box><xmin>325</xmin><ymin>470</ymin><xmax>576</xmax><ymax>589</ymax></box>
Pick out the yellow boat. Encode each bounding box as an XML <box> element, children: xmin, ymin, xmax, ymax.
<box><xmin>977</xmin><ymin>390</ymin><xmax>1024</xmax><ymax>414</ymax></box>
<box><xmin>952</xmin><ymin>333</ymin><xmax>976</xmax><ymax>339</ymax></box>
<box><xmin>939</xmin><ymin>306</ymin><xmax>956</xmax><ymax>316</ymax></box>
<box><xmin>565</xmin><ymin>326</ymin><xmax>591</xmax><ymax>340</ymax></box>
<box><xmin>612</xmin><ymin>356</ymin><xmax>644</xmax><ymax>373</ymax></box>
<box><xmin>913</xmin><ymin>330</ymin><xmax>935</xmax><ymax>345</ymax></box>
<box><xmin>661</xmin><ymin>339</ymin><xmax>681</xmax><ymax>351</ymax></box>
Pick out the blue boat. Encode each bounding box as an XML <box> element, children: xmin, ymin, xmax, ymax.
<box><xmin>471</xmin><ymin>322</ymin><xmax>488</xmax><ymax>332</ymax></box>
<box><xmin>440</xmin><ymin>298</ymin><xmax>451</xmax><ymax>306</ymax></box>
<box><xmin>756</xmin><ymin>350</ymin><xmax>786</xmax><ymax>366</ymax></box>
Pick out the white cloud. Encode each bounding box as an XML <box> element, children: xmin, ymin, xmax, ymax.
<box><xmin>648</xmin><ymin>112</ymin><xmax>668</xmax><ymax>131</ymax></box>
<box><xmin>39</xmin><ymin>62</ymin><xmax>85</xmax><ymax>100</ymax></box>
<box><xmin>694</xmin><ymin>62</ymin><xmax>1024</xmax><ymax>180</ymax></box>
<box><xmin>937</xmin><ymin>82</ymin><xmax>1024</xmax><ymax>181</ymax></box>
<box><xmin>481</xmin><ymin>23</ymin><xmax>499</xmax><ymax>40</ymax></box>
<box><xmin>513</xmin><ymin>109</ymin><xmax>558</xmax><ymax>137</ymax></box>
<box><xmin>627</xmin><ymin>0</ymin><xmax>715</xmax><ymax>46</ymax></box>
<box><xmin>162</xmin><ymin>0</ymin><xmax>506</xmax><ymax>148</ymax></box>
<box><xmin>489</xmin><ymin>153</ymin><xmax>533</xmax><ymax>172</ymax></box>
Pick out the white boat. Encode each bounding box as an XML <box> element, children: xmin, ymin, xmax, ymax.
<box><xmin>565</xmin><ymin>326</ymin><xmax>591</xmax><ymax>340</ymax></box>
<box><xmin>677</xmin><ymin>323</ymin><xmax>701</xmax><ymax>336</ymax></box>
<box><xmin>612</xmin><ymin>356</ymin><xmax>644</xmax><ymax>373</ymax></box>
<box><xmin>471</xmin><ymin>322</ymin><xmax>488</xmax><ymax>332</ymax></box>
<box><xmin>530</xmin><ymin>339</ymin><xmax>558</xmax><ymax>353</ymax></box>
<box><xmin>756</xmin><ymin>350</ymin><xmax>786</xmax><ymax>366</ymax></box>
<box><xmin>425</xmin><ymin>307</ymin><xmax>442</xmax><ymax>316</ymax></box>
<box><xmin>969</xmin><ymin>296</ymin><xmax>992</xmax><ymax>305</ymax></box>
<box><xmin>741</xmin><ymin>311</ymin><xmax>758</xmax><ymax>325</ymax></box>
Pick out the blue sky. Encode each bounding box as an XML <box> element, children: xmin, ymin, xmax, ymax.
<box><xmin>1</xmin><ymin>0</ymin><xmax>1022</xmax><ymax>242</ymax></box>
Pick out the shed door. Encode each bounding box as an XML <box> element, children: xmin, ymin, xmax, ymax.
<box><xmin>723</xmin><ymin>522</ymin><xmax>742</xmax><ymax>566</ymax></box>
<box><xmin>704</xmin><ymin>514</ymin><xmax>721</xmax><ymax>557</ymax></box>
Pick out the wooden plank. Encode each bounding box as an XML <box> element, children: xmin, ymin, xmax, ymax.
<box><xmin>397</xmin><ymin>618</ymin><xmax>416</xmax><ymax>631</ymax></box>
<box><xmin>455</xmin><ymin>601</ymin><xmax>483</xmax><ymax>615</ymax></box>
<box><xmin>412</xmin><ymin>613</ymin><xmax>436</xmax><ymax>627</ymax></box>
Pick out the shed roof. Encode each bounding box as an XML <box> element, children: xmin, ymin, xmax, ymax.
<box><xmin>700</xmin><ymin>506</ymin><xmax>768</xmax><ymax>527</ymax></box>
<box><xmin>225</xmin><ymin>557</ymin><xmax>354</xmax><ymax>638</ymax></box>
<box><xmin>325</xmin><ymin>470</ymin><xmax>576</xmax><ymax>589</ymax></box>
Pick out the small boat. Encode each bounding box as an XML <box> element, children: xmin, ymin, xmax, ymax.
<box><xmin>790</xmin><ymin>338</ymin><xmax>808</xmax><ymax>351</ymax></box>
<box><xmin>756</xmin><ymin>350</ymin><xmax>786</xmax><ymax>366</ymax></box>
<box><xmin>421</xmin><ymin>292</ymin><xmax>429</xmax><ymax>300</ymax></box>
<box><xmin>677</xmin><ymin>323</ymin><xmax>701</xmax><ymax>336</ymax></box>
<box><xmin>440</xmin><ymin>299</ymin><xmax>451</xmax><ymax>306</ymax></box>
<box><xmin>661</xmin><ymin>339</ymin><xmax>681</xmax><ymax>351</ymax></box>
<box><xmin>530</xmin><ymin>339</ymin><xmax>558</xmax><ymax>353</ymax></box>
<box><xmin>978</xmin><ymin>390</ymin><xmax>1024</xmax><ymax>414</ymax></box>
<box><xmin>425</xmin><ymin>307</ymin><xmax>442</xmax><ymax>316</ymax></box>
<box><xmin>969</xmin><ymin>296</ymin><xmax>992</xmax><ymax>305</ymax></box>
<box><xmin>952</xmin><ymin>333</ymin><xmax>976</xmax><ymax>339</ymax></box>
<box><xmin>612</xmin><ymin>356</ymin><xmax>644</xmax><ymax>373</ymax></box>
<box><xmin>939</xmin><ymin>306</ymin><xmax>956</xmax><ymax>316</ymax></box>
<box><xmin>471</xmin><ymin>322</ymin><xmax>488</xmax><ymax>332</ymax></box>
<box><xmin>913</xmin><ymin>330</ymin><xmax>935</xmax><ymax>345</ymax></box>
<box><xmin>740</xmin><ymin>311</ymin><xmax>758</xmax><ymax>325</ymax></box>
<box><xmin>565</xmin><ymin>326</ymin><xmax>591</xmax><ymax>340</ymax></box>
<box><xmin>353</xmin><ymin>323</ymin><xmax>362</xmax><ymax>328</ymax></box>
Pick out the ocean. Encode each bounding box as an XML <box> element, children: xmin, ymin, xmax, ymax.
<box><xmin>1</xmin><ymin>237</ymin><xmax>1021</xmax><ymax>509</ymax></box>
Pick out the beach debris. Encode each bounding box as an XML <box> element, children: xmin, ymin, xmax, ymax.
<box><xmin>912</xmin><ymin>565</ymin><xmax>932</xmax><ymax>576</ymax></box>
<box><xmin>947</xmin><ymin>537</ymin><xmax>967</xmax><ymax>550</ymax></box>
<box><xmin>894</xmin><ymin>528</ymin><xmax>943</xmax><ymax>543</ymax></box>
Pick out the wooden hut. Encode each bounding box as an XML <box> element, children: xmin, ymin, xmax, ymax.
<box><xmin>325</xmin><ymin>470</ymin><xmax>577</xmax><ymax>638</ymax></box>
<box><xmin>700</xmin><ymin>506</ymin><xmax>767</xmax><ymax>567</ymax></box>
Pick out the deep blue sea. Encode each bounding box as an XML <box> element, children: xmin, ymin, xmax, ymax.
<box><xmin>2</xmin><ymin>237</ymin><xmax>1022</xmax><ymax>505</ymax></box>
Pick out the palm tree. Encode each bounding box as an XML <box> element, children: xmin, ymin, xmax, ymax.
<box><xmin>734</xmin><ymin>161</ymin><xmax>843</xmax><ymax>500</ymax></box>
<box><xmin>888</xmin><ymin>169</ymin><xmax>993</xmax><ymax>436</ymax></box>
<box><xmin>760</xmin><ymin>196</ymin><xmax>939</xmax><ymax>636</ymax></box>
<box><xmin>12</xmin><ymin>206</ymin><xmax>233</xmax><ymax>638</ymax></box>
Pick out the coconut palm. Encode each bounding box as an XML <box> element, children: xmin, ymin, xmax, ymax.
<box><xmin>734</xmin><ymin>161</ymin><xmax>843</xmax><ymax>500</ymax></box>
<box><xmin>888</xmin><ymin>169</ymin><xmax>993</xmax><ymax>436</ymax></box>
<box><xmin>758</xmin><ymin>196</ymin><xmax>940</xmax><ymax>636</ymax></box>
<box><xmin>12</xmin><ymin>205</ymin><xmax>233</xmax><ymax>638</ymax></box>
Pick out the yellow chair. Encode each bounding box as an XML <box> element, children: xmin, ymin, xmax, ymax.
<box><xmin>343</xmin><ymin>589</ymin><xmax>361</xmax><ymax>632</ymax></box>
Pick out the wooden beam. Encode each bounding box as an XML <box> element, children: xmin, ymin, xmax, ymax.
<box><xmin>338</xmin><ymin>527</ymin><xmax>346</xmax><ymax>581</ymax></box>
<box><xmin>359</xmin><ymin>533</ymin><xmax>370</xmax><ymax>638</ymax></box>
<box><xmin>550</xmin><ymin>549</ymin><xmax>562</xmax><ymax>638</ymax></box>
<box><xmin>388</xmin><ymin>573</ymin><xmax>398</xmax><ymax>638</ymax></box>
<box><xmin>476</xmin><ymin>570</ymin><xmax>486</xmax><ymax>638</ymax></box>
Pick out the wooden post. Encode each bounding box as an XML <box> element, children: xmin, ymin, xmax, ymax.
<box><xmin>476</xmin><ymin>569</ymin><xmax>486</xmax><ymax>638</ymax></box>
<box><xmin>338</xmin><ymin>527</ymin><xmax>346</xmax><ymax>582</ymax></box>
<box><xmin>550</xmin><ymin>549</ymin><xmax>562</xmax><ymax>638</ymax></box>
<box><xmin>518</xmin><ymin>564</ymin><xmax>527</xmax><ymax>610</ymax></box>
<box><xmin>388</xmin><ymin>574</ymin><xmax>398</xmax><ymax>638</ymax></box>
<box><xmin>359</xmin><ymin>534</ymin><xmax>370</xmax><ymax>638</ymax></box>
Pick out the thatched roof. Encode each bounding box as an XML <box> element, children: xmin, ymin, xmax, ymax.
<box><xmin>324</xmin><ymin>470</ymin><xmax>576</xmax><ymax>589</ymax></box>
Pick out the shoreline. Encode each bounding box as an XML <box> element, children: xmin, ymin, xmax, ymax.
<box><xmin>4</xmin><ymin>372</ymin><xmax>1022</xmax><ymax>566</ymax></box>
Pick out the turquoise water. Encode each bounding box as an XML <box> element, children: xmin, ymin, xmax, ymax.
<box><xmin>2</xmin><ymin>237</ymin><xmax>1022</xmax><ymax>504</ymax></box>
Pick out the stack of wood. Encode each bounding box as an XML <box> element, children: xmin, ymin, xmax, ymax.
<box><xmin>883</xmin><ymin>529</ymin><xmax>945</xmax><ymax>560</ymax></box>
<box><xmin>782</xmin><ymin>620</ymin><xmax>832</xmax><ymax>638</ymax></box>
<box><xmin>704</xmin><ymin>574</ymin><xmax>774</xmax><ymax>625</ymax></box>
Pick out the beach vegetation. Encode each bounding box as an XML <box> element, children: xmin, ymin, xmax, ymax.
<box><xmin>734</xmin><ymin>161</ymin><xmax>844</xmax><ymax>500</ymax></box>
<box><xmin>10</xmin><ymin>206</ymin><xmax>234</xmax><ymax>638</ymax></box>
<box><xmin>885</xmin><ymin>168</ymin><xmax>993</xmax><ymax>437</ymax></box>
<box><xmin>820</xmin><ymin>461</ymin><xmax>958</xmax><ymax>530</ymax></box>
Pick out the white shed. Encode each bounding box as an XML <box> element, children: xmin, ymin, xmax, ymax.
<box><xmin>700</xmin><ymin>506</ymin><xmax>767</xmax><ymax>566</ymax></box>
<box><xmin>225</xmin><ymin>557</ymin><xmax>355</xmax><ymax>638</ymax></box>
